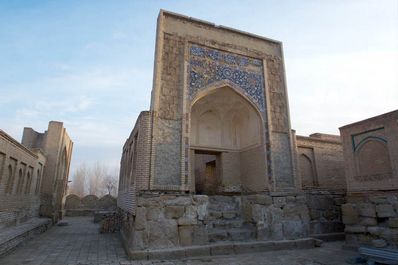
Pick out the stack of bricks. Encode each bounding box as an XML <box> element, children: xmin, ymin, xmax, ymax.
<box><xmin>99</xmin><ymin>212</ymin><xmax>121</xmax><ymax>233</ymax></box>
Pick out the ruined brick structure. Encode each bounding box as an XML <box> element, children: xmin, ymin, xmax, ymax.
<box><xmin>0</xmin><ymin>121</ymin><xmax>73</xmax><ymax>227</ymax></box>
<box><xmin>117</xmin><ymin>11</ymin><xmax>348</xmax><ymax>258</ymax></box>
<box><xmin>340</xmin><ymin>110</ymin><xmax>398</xmax><ymax>248</ymax></box>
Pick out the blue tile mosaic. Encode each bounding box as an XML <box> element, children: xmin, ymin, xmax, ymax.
<box><xmin>188</xmin><ymin>44</ymin><xmax>265</xmax><ymax>111</ymax></box>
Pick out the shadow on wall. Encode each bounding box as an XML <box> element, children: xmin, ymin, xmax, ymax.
<box><xmin>65</xmin><ymin>194</ymin><xmax>117</xmax><ymax>216</ymax></box>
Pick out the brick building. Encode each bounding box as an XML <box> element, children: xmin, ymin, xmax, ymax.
<box><xmin>117</xmin><ymin>10</ymin><xmax>347</xmax><ymax>258</ymax></box>
<box><xmin>0</xmin><ymin>121</ymin><xmax>73</xmax><ymax>228</ymax></box>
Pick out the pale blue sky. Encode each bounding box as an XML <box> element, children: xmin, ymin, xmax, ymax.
<box><xmin>1</xmin><ymin>0</ymin><xmax>397</xmax><ymax>174</ymax></box>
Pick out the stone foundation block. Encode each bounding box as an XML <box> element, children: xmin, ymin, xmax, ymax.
<box><xmin>273</xmin><ymin>197</ymin><xmax>286</xmax><ymax>208</ymax></box>
<box><xmin>358</xmin><ymin>203</ymin><xmax>376</xmax><ymax>217</ymax></box>
<box><xmin>164</xmin><ymin>197</ymin><xmax>192</xmax><ymax>206</ymax></box>
<box><xmin>178</xmin><ymin>225</ymin><xmax>193</xmax><ymax>246</ymax></box>
<box><xmin>192</xmin><ymin>225</ymin><xmax>208</xmax><ymax>245</ymax></box>
<box><xmin>388</xmin><ymin>218</ymin><xmax>398</xmax><ymax>228</ymax></box>
<box><xmin>165</xmin><ymin>206</ymin><xmax>184</xmax><ymax>219</ymax></box>
<box><xmin>342</xmin><ymin>204</ymin><xmax>359</xmax><ymax>224</ymax></box>
<box><xmin>132</xmin><ymin>230</ymin><xmax>148</xmax><ymax>250</ymax></box>
<box><xmin>178</xmin><ymin>217</ymin><xmax>197</xmax><ymax>226</ymax></box>
<box><xmin>367</xmin><ymin>226</ymin><xmax>383</xmax><ymax>236</ymax></box>
<box><xmin>146</xmin><ymin>207</ymin><xmax>162</xmax><ymax>221</ymax></box>
<box><xmin>376</xmin><ymin>204</ymin><xmax>395</xmax><ymax>218</ymax></box>
<box><xmin>345</xmin><ymin>225</ymin><xmax>366</xmax><ymax>233</ymax></box>
<box><xmin>147</xmin><ymin>219</ymin><xmax>178</xmax><ymax>248</ymax></box>
<box><xmin>359</xmin><ymin>217</ymin><xmax>377</xmax><ymax>226</ymax></box>
<box><xmin>134</xmin><ymin>207</ymin><xmax>146</xmax><ymax>230</ymax></box>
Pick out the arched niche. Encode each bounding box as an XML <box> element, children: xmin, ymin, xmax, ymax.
<box><xmin>356</xmin><ymin>139</ymin><xmax>392</xmax><ymax>177</ymax></box>
<box><xmin>190</xmin><ymin>86</ymin><xmax>267</xmax><ymax>194</ymax></box>
<box><xmin>299</xmin><ymin>154</ymin><xmax>315</xmax><ymax>188</ymax></box>
<box><xmin>190</xmin><ymin>86</ymin><xmax>262</xmax><ymax>150</ymax></box>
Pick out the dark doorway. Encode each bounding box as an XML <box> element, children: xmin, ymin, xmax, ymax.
<box><xmin>194</xmin><ymin>151</ymin><xmax>220</xmax><ymax>195</ymax></box>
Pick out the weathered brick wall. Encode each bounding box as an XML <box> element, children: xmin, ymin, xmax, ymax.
<box><xmin>118</xmin><ymin>111</ymin><xmax>151</xmax><ymax>214</ymax></box>
<box><xmin>0</xmin><ymin>130</ymin><xmax>46</xmax><ymax>229</ymax></box>
<box><xmin>296</xmin><ymin>133</ymin><xmax>345</xmax><ymax>190</ymax></box>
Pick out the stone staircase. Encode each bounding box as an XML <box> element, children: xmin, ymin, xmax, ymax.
<box><xmin>206</xmin><ymin>195</ymin><xmax>255</xmax><ymax>243</ymax></box>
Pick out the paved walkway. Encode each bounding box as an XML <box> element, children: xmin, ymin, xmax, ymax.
<box><xmin>0</xmin><ymin>217</ymin><xmax>356</xmax><ymax>265</ymax></box>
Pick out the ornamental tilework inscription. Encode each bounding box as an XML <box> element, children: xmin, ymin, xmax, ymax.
<box><xmin>188</xmin><ymin>44</ymin><xmax>266</xmax><ymax>111</ymax></box>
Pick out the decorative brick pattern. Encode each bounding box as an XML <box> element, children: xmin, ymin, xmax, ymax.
<box><xmin>271</xmin><ymin>132</ymin><xmax>294</xmax><ymax>189</ymax></box>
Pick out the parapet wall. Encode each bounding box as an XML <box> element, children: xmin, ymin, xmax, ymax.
<box><xmin>65</xmin><ymin>194</ymin><xmax>117</xmax><ymax>216</ymax></box>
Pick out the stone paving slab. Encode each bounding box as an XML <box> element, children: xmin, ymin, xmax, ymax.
<box><xmin>0</xmin><ymin>216</ymin><xmax>356</xmax><ymax>265</ymax></box>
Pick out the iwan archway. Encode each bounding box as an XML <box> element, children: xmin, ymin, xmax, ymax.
<box><xmin>190</xmin><ymin>86</ymin><xmax>267</xmax><ymax>194</ymax></box>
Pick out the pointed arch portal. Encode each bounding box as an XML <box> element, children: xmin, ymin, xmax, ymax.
<box><xmin>190</xmin><ymin>86</ymin><xmax>267</xmax><ymax>194</ymax></box>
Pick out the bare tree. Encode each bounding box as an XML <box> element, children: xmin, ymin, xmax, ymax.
<box><xmin>69</xmin><ymin>162</ymin><xmax>119</xmax><ymax>197</ymax></box>
<box><xmin>69</xmin><ymin>163</ymin><xmax>88</xmax><ymax>197</ymax></box>
<box><xmin>88</xmin><ymin>162</ymin><xmax>107</xmax><ymax>196</ymax></box>
<box><xmin>102</xmin><ymin>174</ymin><xmax>118</xmax><ymax>196</ymax></box>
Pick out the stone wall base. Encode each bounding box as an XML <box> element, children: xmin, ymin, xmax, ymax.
<box><xmin>342</xmin><ymin>191</ymin><xmax>398</xmax><ymax>248</ymax></box>
<box><xmin>125</xmin><ymin>238</ymin><xmax>317</xmax><ymax>260</ymax></box>
<box><xmin>119</xmin><ymin>193</ymin><xmax>313</xmax><ymax>254</ymax></box>
<box><xmin>304</xmin><ymin>190</ymin><xmax>345</xmax><ymax>236</ymax></box>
